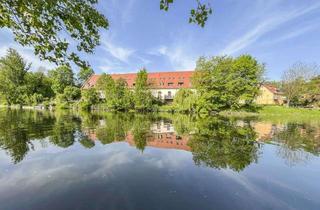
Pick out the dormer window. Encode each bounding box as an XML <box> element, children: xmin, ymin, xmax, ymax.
<box><xmin>168</xmin><ymin>82</ymin><xmax>173</xmax><ymax>86</ymax></box>
<box><xmin>178</xmin><ymin>82</ymin><xmax>184</xmax><ymax>86</ymax></box>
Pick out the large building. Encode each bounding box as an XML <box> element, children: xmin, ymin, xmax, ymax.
<box><xmin>83</xmin><ymin>71</ymin><xmax>286</xmax><ymax>105</ymax></box>
<box><xmin>82</xmin><ymin>71</ymin><xmax>194</xmax><ymax>101</ymax></box>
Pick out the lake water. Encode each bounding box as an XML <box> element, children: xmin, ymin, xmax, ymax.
<box><xmin>0</xmin><ymin>108</ymin><xmax>319</xmax><ymax>210</ymax></box>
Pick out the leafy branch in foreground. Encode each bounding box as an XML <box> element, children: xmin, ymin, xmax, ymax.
<box><xmin>0</xmin><ymin>0</ymin><xmax>212</xmax><ymax>68</ymax></box>
<box><xmin>0</xmin><ymin>0</ymin><xmax>108</xmax><ymax>68</ymax></box>
<box><xmin>160</xmin><ymin>0</ymin><xmax>212</xmax><ymax>27</ymax></box>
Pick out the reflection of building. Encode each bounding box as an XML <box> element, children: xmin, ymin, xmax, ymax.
<box><xmin>126</xmin><ymin>131</ymin><xmax>190</xmax><ymax>151</ymax></box>
<box><xmin>84</xmin><ymin>119</ymin><xmax>320</xmax><ymax>154</ymax></box>
<box><xmin>84</xmin><ymin>128</ymin><xmax>98</xmax><ymax>141</ymax></box>
<box><xmin>83</xmin><ymin>120</ymin><xmax>190</xmax><ymax>151</ymax></box>
<box><xmin>255</xmin><ymin>84</ymin><xmax>286</xmax><ymax>105</ymax></box>
<box><xmin>252</xmin><ymin>122</ymin><xmax>281</xmax><ymax>141</ymax></box>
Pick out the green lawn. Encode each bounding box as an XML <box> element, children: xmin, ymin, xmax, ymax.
<box><xmin>221</xmin><ymin>106</ymin><xmax>320</xmax><ymax>123</ymax></box>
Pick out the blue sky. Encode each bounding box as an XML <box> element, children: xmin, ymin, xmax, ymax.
<box><xmin>0</xmin><ymin>0</ymin><xmax>320</xmax><ymax>80</ymax></box>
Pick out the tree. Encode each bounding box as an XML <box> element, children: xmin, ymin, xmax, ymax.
<box><xmin>62</xmin><ymin>86</ymin><xmax>81</xmax><ymax>102</ymax></box>
<box><xmin>96</xmin><ymin>74</ymin><xmax>116</xmax><ymax>107</ymax></box>
<box><xmin>134</xmin><ymin>68</ymin><xmax>154</xmax><ymax>111</ymax></box>
<box><xmin>77</xmin><ymin>67</ymin><xmax>94</xmax><ymax>85</ymax></box>
<box><xmin>282</xmin><ymin>62</ymin><xmax>319</xmax><ymax>107</ymax></box>
<box><xmin>302</xmin><ymin>75</ymin><xmax>320</xmax><ymax>107</ymax></box>
<box><xmin>1</xmin><ymin>1</ymin><xmax>211</xmax><ymax>68</ymax></box>
<box><xmin>48</xmin><ymin>65</ymin><xmax>74</xmax><ymax>94</ymax></box>
<box><xmin>113</xmin><ymin>79</ymin><xmax>134</xmax><ymax>111</ymax></box>
<box><xmin>25</xmin><ymin>71</ymin><xmax>54</xmax><ymax>100</ymax></box>
<box><xmin>80</xmin><ymin>88</ymin><xmax>99</xmax><ymax>110</ymax></box>
<box><xmin>0</xmin><ymin>48</ymin><xmax>30</xmax><ymax>105</ymax></box>
<box><xmin>173</xmin><ymin>88</ymin><xmax>197</xmax><ymax>113</ymax></box>
<box><xmin>192</xmin><ymin>55</ymin><xmax>264</xmax><ymax>113</ymax></box>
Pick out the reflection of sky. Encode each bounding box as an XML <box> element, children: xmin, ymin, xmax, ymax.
<box><xmin>0</xmin><ymin>142</ymin><xmax>320</xmax><ymax>210</ymax></box>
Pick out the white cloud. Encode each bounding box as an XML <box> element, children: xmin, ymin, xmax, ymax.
<box><xmin>100</xmin><ymin>39</ymin><xmax>134</xmax><ymax>63</ymax></box>
<box><xmin>220</xmin><ymin>2</ymin><xmax>320</xmax><ymax>55</ymax></box>
<box><xmin>150</xmin><ymin>45</ymin><xmax>196</xmax><ymax>70</ymax></box>
<box><xmin>157</xmin><ymin>46</ymin><xmax>168</xmax><ymax>55</ymax></box>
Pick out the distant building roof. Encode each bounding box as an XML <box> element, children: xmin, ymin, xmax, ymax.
<box><xmin>262</xmin><ymin>84</ymin><xmax>283</xmax><ymax>95</ymax></box>
<box><xmin>82</xmin><ymin>71</ymin><xmax>194</xmax><ymax>89</ymax></box>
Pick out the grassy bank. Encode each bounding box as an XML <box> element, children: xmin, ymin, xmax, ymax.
<box><xmin>220</xmin><ymin>106</ymin><xmax>320</xmax><ymax>122</ymax></box>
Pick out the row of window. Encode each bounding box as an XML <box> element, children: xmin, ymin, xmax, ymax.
<box><xmin>158</xmin><ymin>77</ymin><xmax>185</xmax><ymax>80</ymax></box>
<box><xmin>131</xmin><ymin>82</ymin><xmax>184</xmax><ymax>86</ymax></box>
<box><xmin>159</xmin><ymin>82</ymin><xmax>184</xmax><ymax>86</ymax></box>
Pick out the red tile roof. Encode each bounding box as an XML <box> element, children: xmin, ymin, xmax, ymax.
<box><xmin>82</xmin><ymin>71</ymin><xmax>194</xmax><ymax>89</ymax></box>
<box><xmin>263</xmin><ymin>84</ymin><xmax>282</xmax><ymax>95</ymax></box>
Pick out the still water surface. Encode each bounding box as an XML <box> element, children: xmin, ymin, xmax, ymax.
<box><xmin>0</xmin><ymin>109</ymin><xmax>319</xmax><ymax>210</ymax></box>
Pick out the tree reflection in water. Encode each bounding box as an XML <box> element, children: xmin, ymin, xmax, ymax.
<box><xmin>187</xmin><ymin>117</ymin><xmax>260</xmax><ymax>171</ymax></box>
<box><xmin>272</xmin><ymin>123</ymin><xmax>320</xmax><ymax>166</ymax></box>
<box><xmin>0</xmin><ymin>109</ymin><xmax>319</xmax><ymax>170</ymax></box>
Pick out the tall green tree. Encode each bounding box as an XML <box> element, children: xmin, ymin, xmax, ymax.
<box><xmin>173</xmin><ymin>88</ymin><xmax>197</xmax><ymax>113</ymax></box>
<box><xmin>0</xmin><ymin>48</ymin><xmax>30</xmax><ymax>105</ymax></box>
<box><xmin>48</xmin><ymin>65</ymin><xmax>74</xmax><ymax>94</ymax></box>
<box><xmin>113</xmin><ymin>79</ymin><xmax>134</xmax><ymax>111</ymax></box>
<box><xmin>25</xmin><ymin>71</ymin><xmax>54</xmax><ymax>100</ymax></box>
<box><xmin>95</xmin><ymin>74</ymin><xmax>134</xmax><ymax>111</ymax></box>
<box><xmin>192</xmin><ymin>55</ymin><xmax>264</xmax><ymax>113</ymax></box>
<box><xmin>96</xmin><ymin>73</ymin><xmax>116</xmax><ymax>105</ymax></box>
<box><xmin>80</xmin><ymin>88</ymin><xmax>99</xmax><ymax>110</ymax></box>
<box><xmin>78</xmin><ymin>67</ymin><xmax>94</xmax><ymax>85</ymax></box>
<box><xmin>62</xmin><ymin>86</ymin><xmax>81</xmax><ymax>102</ymax></box>
<box><xmin>134</xmin><ymin>68</ymin><xmax>154</xmax><ymax>111</ymax></box>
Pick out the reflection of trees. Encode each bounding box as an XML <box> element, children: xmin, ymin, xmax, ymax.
<box><xmin>95</xmin><ymin>113</ymin><xmax>133</xmax><ymax>144</ymax></box>
<box><xmin>4</xmin><ymin>108</ymin><xmax>320</xmax><ymax>169</ymax></box>
<box><xmin>187</xmin><ymin>117</ymin><xmax>259</xmax><ymax>171</ymax></box>
<box><xmin>274</xmin><ymin>123</ymin><xmax>320</xmax><ymax>166</ymax></box>
<box><xmin>0</xmin><ymin>109</ymin><xmax>82</xmax><ymax>163</ymax></box>
<box><xmin>132</xmin><ymin>115</ymin><xmax>152</xmax><ymax>151</ymax></box>
<box><xmin>79</xmin><ymin>134</ymin><xmax>95</xmax><ymax>148</ymax></box>
<box><xmin>0</xmin><ymin>109</ymin><xmax>55</xmax><ymax>163</ymax></box>
<box><xmin>169</xmin><ymin>114</ymin><xmax>195</xmax><ymax>136</ymax></box>
<box><xmin>48</xmin><ymin>113</ymin><xmax>81</xmax><ymax>148</ymax></box>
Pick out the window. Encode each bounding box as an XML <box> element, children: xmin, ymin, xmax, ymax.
<box><xmin>168</xmin><ymin>82</ymin><xmax>173</xmax><ymax>86</ymax></box>
<box><xmin>158</xmin><ymin>91</ymin><xmax>162</xmax><ymax>99</ymax></box>
<box><xmin>168</xmin><ymin>91</ymin><xmax>172</xmax><ymax>96</ymax></box>
<box><xmin>178</xmin><ymin>82</ymin><xmax>184</xmax><ymax>86</ymax></box>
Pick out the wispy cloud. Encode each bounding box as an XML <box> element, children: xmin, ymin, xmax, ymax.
<box><xmin>269</xmin><ymin>23</ymin><xmax>318</xmax><ymax>44</ymax></box>
<box><xmin>150</xmin><ymin>44</ymin><xmax>196</xmax><ymax>70</ymax></box>
<box><xmin>220</xmin><ymin>2</ymin><xmax>320</xmax><ymax>55</ymax></box>
<box><xmin>100</xmin><ymin>39</ymin><xmax>134</xmax><ymax>63</ymax></box>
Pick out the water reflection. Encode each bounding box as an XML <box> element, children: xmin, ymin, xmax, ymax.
<box><xmin>0</xmin><ymin>109</ymin><xmax>319</xmax><ymax>170</ymax></box>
